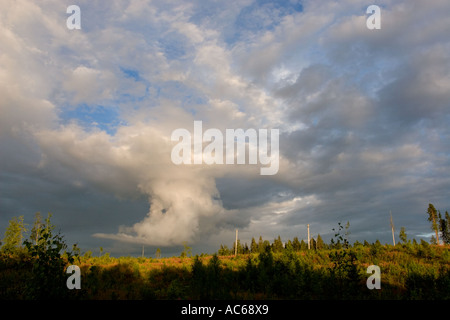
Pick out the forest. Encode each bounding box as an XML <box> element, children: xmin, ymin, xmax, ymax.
<box><xmin>0</xmin><ymin>204</ymin><xmax>449</xmax><ymax>300</ymax></box>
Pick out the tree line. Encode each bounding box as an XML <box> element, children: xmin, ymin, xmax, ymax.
<box><xmin>0</xmin><ymin>204</ymin><xmax>449</xmax><ymax>300</ymax></box>
<box><xmin>0</xmin><ymin>203</ymin><xmax>448</xmax><ymax>259</ymax></box>
<box><xmin>1</xmin><ymin>203</ymin><xmax>449</xmax><ymax>258</ymax></box>
<box><xmin>218</xmin><ymin>203</ymin><xmax>450</xmax><ymax>256</ymax></box>
<box><xmin>218</xmin><ymin>234</ymin><xmax>325</xmax><ymax>255</ymax></box>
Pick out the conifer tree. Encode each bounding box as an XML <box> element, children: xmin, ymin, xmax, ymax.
<box><xmin>300</xmin><ymin>239</ymin><xmax>308</xmax><ymax>251</ymax></box>
<box><xmin>250</xmin><ymin>237</ymin><xmax>258</xmax><ymax>253</ymax></box>
<box><xmin>285</xmin><ymin>239</ymin><xmax>293</xmax><ymax>252</ymax></box>
<box><xmin>292</xmin><ymin>237</ymin><xmax>301</xmax><ymax>251</ymax></box>
<box><xmin>439</xmin><ymin>211</ymin><xmax>450</xmax><ymax>245</ymax></box>
<box><xmin>399</xmin><ymin>227</ymin><xmax>408</xmax><ymax>244</ymax></box>
<box><xmin>272</xmin><ymin>235</ymin><xmax>283</xmax><ymax>252</ymax></box>
<box><xmin>316</xmin><ymin>234</ymin><xmax>324</xmax><ymax>250</ymax></box>
<box><xmin>258</xmin><ymin>236</ymin><xmax>264</xmax><ymax>253</ymax></box>
<box><xmin>427</xmin><ymin>203</ymin><xmax>440</xmax><ymax>245</ymax></box>
<box><xmin>262</xmin><ymin>240</ymin><xmax>271</xmax><ymax>252</ymax></box>
<box><xmin>310</xmin><ymin>237</ymin><xmax>317</xmax><ymax>250</ymax></box>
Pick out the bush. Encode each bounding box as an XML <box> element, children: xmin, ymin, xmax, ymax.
<box><xmin>23</xmin><ymin>225</ymin><xmax>74</xmax><ymax>300</ymax></box>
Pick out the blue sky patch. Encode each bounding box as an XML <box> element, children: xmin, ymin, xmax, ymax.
<box><xmin>60</xmin><ymin>104</ymin><xmax>124</xmax><ymax>135</ymax></box>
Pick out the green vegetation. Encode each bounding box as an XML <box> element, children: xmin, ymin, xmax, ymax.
<box><xmin>0</xmin><ymin>213</ymin><xmax>76</xmax><ymax>299</ymax></box>
<box><xmin>0</xmin><ymin>204</ymin><xmax>449</xmax><ymax>300</ymax></box>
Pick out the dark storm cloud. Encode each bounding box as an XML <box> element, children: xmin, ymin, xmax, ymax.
<box><xmin>263</xmin><ymin>1</ymin><xmax>450</xmax><ymax>242</ymax></box>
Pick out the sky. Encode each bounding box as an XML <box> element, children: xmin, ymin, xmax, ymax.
<box><xmin>1</xmin><ymin>0</ymin><xmax>450</xmax><ymax>257</ymax></box>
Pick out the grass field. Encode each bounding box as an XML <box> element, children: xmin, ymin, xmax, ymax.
<box><xmin>2</xmin><ymin>242</ymin><xmax>448</xmax><ymax>300</ymax></box>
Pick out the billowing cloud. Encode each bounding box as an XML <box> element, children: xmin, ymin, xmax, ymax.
<box><xmin>1</xmin><ymin>0</ymin><xmax>450</xmax><ymax>255</ymax></box>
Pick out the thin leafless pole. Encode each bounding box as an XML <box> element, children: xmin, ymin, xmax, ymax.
<box><xmin>235</xmin><ymin>229</ymin><xmax>238</xmax><ymax>256</ymax></box>
<box><xmin>390</xmin><ymin>211</ymin><xmax>395</xmax><ymax>246</ymax></box>
<box><xmin>307</xmin><ymin>224</ymin><xmax>310</xmax><ymax>250</ymax></box>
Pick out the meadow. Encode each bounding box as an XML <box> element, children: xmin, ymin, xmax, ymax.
<box><xmin>1</xmin><ymin>212</ymin><xmax>449</xmax><ymax>300</ymax></box>
<box><xmin>1</xmin><ymin>241</ymin><xmax>449</xmax><ymax>300</ymax></box>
